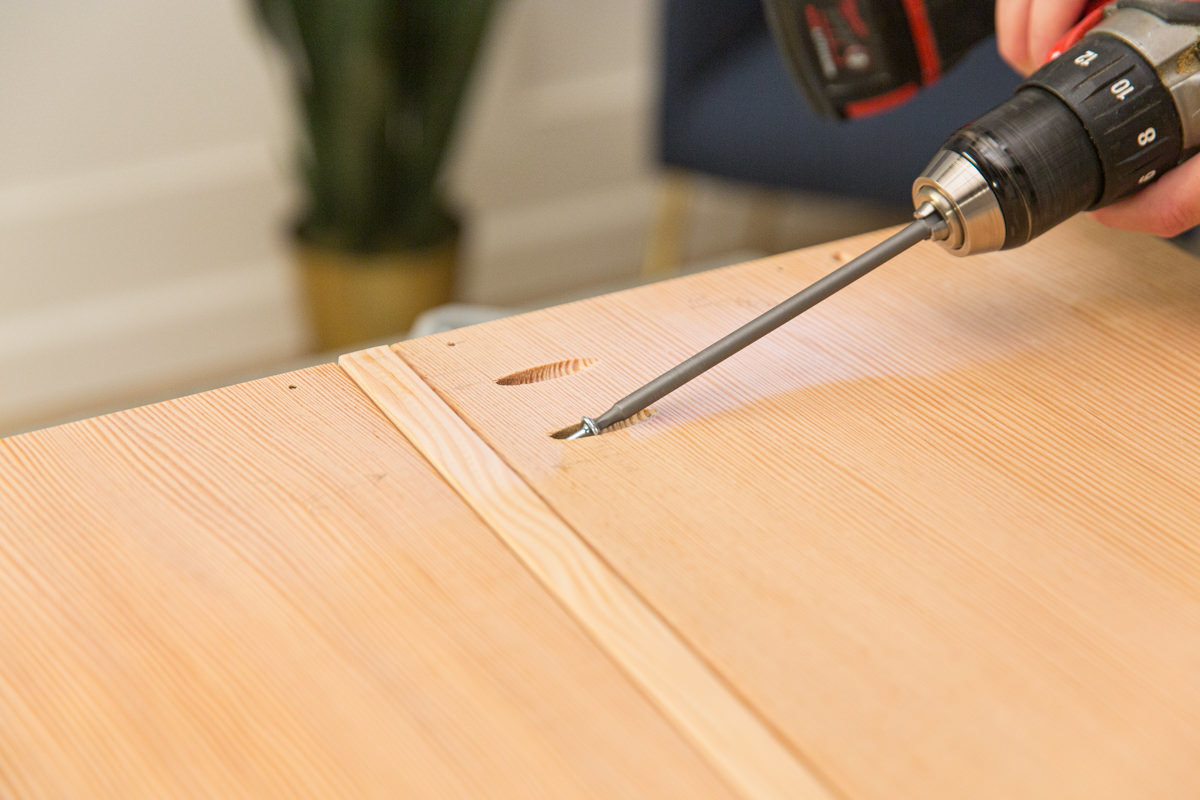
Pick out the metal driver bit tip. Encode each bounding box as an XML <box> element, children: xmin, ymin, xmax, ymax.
<box><xmin>565</xmin><ymin>417</ymin><xmax>600</xmax><ymax>440</ymax></box>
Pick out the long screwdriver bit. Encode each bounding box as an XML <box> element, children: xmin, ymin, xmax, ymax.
<box><xmin>565</xmin><ymin>210</ymin><xmax>945</xmax><ymax>440</ymax></box>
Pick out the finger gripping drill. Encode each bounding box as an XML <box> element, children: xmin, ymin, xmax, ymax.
<box><xmin>564</xmin><ymin>1</ymin><xmax>1200</xmax><ymax>439</ymax></box>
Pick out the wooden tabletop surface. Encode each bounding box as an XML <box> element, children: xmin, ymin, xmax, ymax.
<box><xmin>4</xmin><ymin>217</ymin><xmax>1200</xmax><ymax>798</ymax></box>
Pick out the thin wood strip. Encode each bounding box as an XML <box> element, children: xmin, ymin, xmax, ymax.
<box><xmin>339</xmin><ymin>345</ymin><xmax>835</xmax><ymax>800</ymax></box>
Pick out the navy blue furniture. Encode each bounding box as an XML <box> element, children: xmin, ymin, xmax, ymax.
<box><xmin>658</xmin><ymin>0</ymin><xmax>1023</xmax><ymax>209</ymax></box>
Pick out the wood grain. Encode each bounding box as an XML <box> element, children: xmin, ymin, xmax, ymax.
<box><xmin>0</xmin><ymin>364</ymin><xmax>736</xmax><ymax>798</ymax></box>
<box><xmin>369</xmin><ymin>218</ymin><xmax>1200</xmax><ymax>799</ymax></box>
<box><xmin>340</xmin><ymin>345</ymin><xmax>834</xmax><ymax>800</ymax></box>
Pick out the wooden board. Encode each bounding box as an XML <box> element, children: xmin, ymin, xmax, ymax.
<box><xmin>340</xmin><ymin>346</ymin><xmax>833</xmax><ymax>800</ymax></box>
<box><xmin>355</xmin><ymin>218</ymin><xmax>1200</xmax><ymax>800</ymax></box>
<box><xmin>0</xmin><ymin>364</ymin><xmax>737</xmax><ymax>799</ymax></box>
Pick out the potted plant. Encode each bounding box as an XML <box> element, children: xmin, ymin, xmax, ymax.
<box><xmin>251</xmin><ymin>0</ymin><xmax>495</xmax><ymax>349</ymax></box>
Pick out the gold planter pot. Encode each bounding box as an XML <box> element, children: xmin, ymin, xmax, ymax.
<box><xmin>296</xmin><ymin>240</ymin><xmax>456</xmax><ymax>351</ymax></box>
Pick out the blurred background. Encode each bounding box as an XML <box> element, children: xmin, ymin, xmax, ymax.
<box><xmin>3</xmin><ymin>0</ymin><xmax>1014</xmax><ymax>437</ymax></box>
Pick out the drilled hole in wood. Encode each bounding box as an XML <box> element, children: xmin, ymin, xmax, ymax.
<box><xmin>496</xmin><ymin>358</ymin><xmax>597</xmax><ymax>386</ymax></box>
<box><xmin>287</xmin><ymin>385</ymin><xmax>297</xmax><ymax>390</ymax></box>
<box><xmin>550</xmin><ymin>423</ymin><xmax>583</xmax><ymax>440</ymax></box>
<box><xmin>549</xmin><ymin>408</ymin><xmax>657</xmax><ymax>439</ymax></box>
<box><xmin>605</xmin><ymin>408</ymin><xmax>657</xmax><ymax>433</ymax></box>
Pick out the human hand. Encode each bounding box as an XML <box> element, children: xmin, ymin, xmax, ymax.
<box><xmin>995</xmin><ymin>0</ymin><xmax>1092</xmax><ymax>75</ymax></box>
<box><xmin>1089</xmin><ymin>156</ymin><xmax>1200</xmax><ymax>238</ymax></box>
<box><xmin>995</xmin><ymin>0</ymin><xmax>1200</xmax><ymax>238</ymax></box>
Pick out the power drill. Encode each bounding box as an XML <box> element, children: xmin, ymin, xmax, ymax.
<box><xmin>564</xmin><ymin>0</ymin><xmax>1200</xmax><ymax>439</ymax></box>
<box><xmin>764</xmin><ymin>0</ymin><xmax>1200</xmax><ymax>254</ymax></box>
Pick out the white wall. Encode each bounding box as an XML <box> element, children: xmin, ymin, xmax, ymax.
<box><xmin>0</xmin><ymin>1</ymin><xmax>304</xmax><ymax>434</ymax></box>
<box><xmin>446</xmin><ymin>0</ymin><xmax>661</xmax><ymax>304</ymax></box>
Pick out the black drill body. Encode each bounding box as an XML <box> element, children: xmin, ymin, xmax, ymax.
<box><xmin>764</xmin><ymin>0</ymin><xmax>996</xmax><ymax>119</ymax></box>
<box><xmin>767</xmin><ymin>0</ymin><xmax>1200</xmax><ymax>252</ymax></box>
<box><xmin>940</xmin><ymin>23</ymin><xmax>1187</xmax><ymax>249</ymax></box>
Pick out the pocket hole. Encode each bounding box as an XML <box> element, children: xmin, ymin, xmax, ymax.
<box><xmin>550</xmin><ymin>423</ymin><xmax>583</xmax><ymax>440</ymax></box>
<box><xmin>605</xmin><ymin>408</ymin><xmax>657</xmax><ymax>433</ymax></box>
<box><xmin>496</xmin><ymin>358</ymin><xmax>597</xmax><ymax>386</ymax></box>
<box><xmin>549</xmin><ymin>408</ymin><xmax>656</xmax><ymax>439</ymax></box>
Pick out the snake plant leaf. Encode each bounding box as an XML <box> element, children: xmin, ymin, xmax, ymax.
<box><xmin>251</xmin><ymin>0</ymin><xmax>495</xmax><ymax>254</ymax></box>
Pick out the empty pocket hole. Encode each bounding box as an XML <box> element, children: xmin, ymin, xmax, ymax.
<box><xmin>496</xmin><ymin>358</ymin><xmax>597</xmax><ymax>386</ymax></box>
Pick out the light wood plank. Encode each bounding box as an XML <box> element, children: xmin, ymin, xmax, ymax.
<box><xmin>340</xmin><ymin>346</ymin><xmax>835</xmax><ymax>800</ymax></box>
<box><xmin>0</xmin><ymin>364</ymin><xmax>737</xmax><ymax>799</ymax></box>
<box><xmin>366</xmin><ymin>218</ymin><xmax>1200</xmax><ymax>799</ymax></box>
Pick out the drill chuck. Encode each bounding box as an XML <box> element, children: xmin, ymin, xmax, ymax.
<box><xmin>914</xmin><ymin>87</ymin><xmax>1102</xmax><ymax>254</ymax></box>
<box><xmin>915</xmin><ymin>4</ymin><xmax>1200</xmax><ymax>256</ymax></box>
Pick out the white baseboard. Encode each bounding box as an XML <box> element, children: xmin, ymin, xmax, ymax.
<box><xmin>0</xmin><ymin>134</ymin><xmax>311</xmax><ymax>436</ymax></box>
<box><xmin>0</xmin><ymin>259</ymin><xmax>308</xmax><ymax>436</ymax></box>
